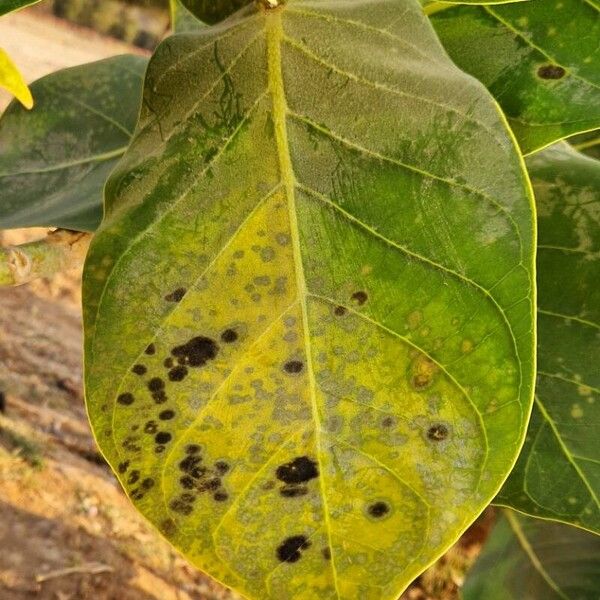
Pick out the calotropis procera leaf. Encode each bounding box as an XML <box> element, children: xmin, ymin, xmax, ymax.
<box><xmin>463</xmin><ymin>510</ymin><xmax>600</xmax><ymax>600</ymax></box>
<box><xmin>0</xmin><ymin>55</ymin><xmax>147</xmax><ymax>232</ymax></box>
<box><xmin>83</xmin><ymin>1</ymin><xmax>535</xmax><ymax>598</ymax></box>
<box><xmin>0</xmin><ymin>0</ymin><xmax>41</xmax><ymax>17</ymax></box>
<box><xmin>180</xmin><ymin>0</ymin><xmax>252</xmax><ymax>24</ymax></box>
<box><xmin>496</xmin><ymin>143</ymin><xmax>600</xmax><ymax>533</ymax></box>
<box><xmin>430</xmin><ymin>0</ymin><xmax>600</xmax><ymax>155</ymax></box>
<box><xmin>0</xmin><ymin>48</ymin><xmax>33</xmax><ymax>110</ymax></box>
<box><xmin>171</xmin><ymin>0</ymin><xmax>207</xmax><ymax>32</ymax></box>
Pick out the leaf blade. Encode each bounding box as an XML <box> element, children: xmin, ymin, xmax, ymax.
<box><xmin>0</xmin><ymin>48</ymin><xmax>32</xmax><ymax>109</ymax></box>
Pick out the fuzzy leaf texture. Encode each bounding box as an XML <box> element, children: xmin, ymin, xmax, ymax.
<box><xmin>431</xmin><ymin>0</ymin><xmax>600</xmax><ymax>155</ymax></box>
<box><xmin>463</xmin><ymin>510</ymin><xmax>600</xmax><ymax>600</ymax></box>
<box><xmin>496</xmin><ymin>143</ymin><xmax>600</xmax><ymax>534</ymax></box>
<box><xmin>83</xmin><ymin>1</ymin><xmax>536</xmax><ymax>598</ymax></box>
<box><xmin>0</xmin><ymin>56</ymin><xmax>147</xmax><ymax>232</ymax></box>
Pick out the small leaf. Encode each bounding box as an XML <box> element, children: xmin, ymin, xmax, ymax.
<box><xmin>83</xmin><ymin>2</ymin><xmax>535</xmax><ymax>598</ymax></box>
<box><xmin>431</xmin><ymin>0</ymin><xmax>600</xmax><ymax>155</ymax></box>
<box><xmin>496</xmin><ymin>143</ymin><xmax>600</xmax><ymax>534</ymax></box>
<box><xmin>463</xmin><ymin>510</ymin><xmax>600</xmax><ymax>600</ymax></box>
<box><xmin>0</xmin><ymin>0</ymin><xmax>41</xmax><ymax>17</ymax></box>
<box><xmin>0</xmin><ymin>48</ymin><xmax>33</xmax><ymax>109</ymax></box>
<box><xmin>0</xmin><ymin>55</ymin><xmax>147</xmax><ymax>232</ymax></box>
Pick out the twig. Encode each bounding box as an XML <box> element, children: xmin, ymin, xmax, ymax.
<box><xmin>0</xmin><ymin>229</ymin><xmax>91</xmax><ymax>287</ymax></box>
<box><xmin>35</xmin><ymin>562</ymin><xmax>113</xmax><ymax>583</ymax></box>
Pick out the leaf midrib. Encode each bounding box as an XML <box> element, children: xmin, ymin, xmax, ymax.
<box><xmin>265</xmin><ymin>10</ymin><xmax>342</xmax><ymax>596</ymax></box>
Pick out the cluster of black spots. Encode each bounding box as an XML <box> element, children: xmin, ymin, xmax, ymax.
<box><xmin>215</xmin><ymin>461</ymin><xmax>230</xmax><ymax>475</ymax></box>
<box><xmin>381</xmin><ymin>416</ymin><xmax>394</xmax><ymax>428</ymax></box>
<box><xmin>175</xmin><ymin>448</ymin><xmax>230</xmax><ymax>506</ymax></box>
<box><xmin>169</xmin><ymin>496</ymin><xmax>194</xmax><ymax>516</ymax></box>
<box><xmin>145</xmin><ymin>343</ymin><xmax>156</xmax><ymax>355</ymax></box>
<box><xmin>122</xmin><ymin>435</ymin><xmax>141</xmax><ymax>453</ymax></box>
<box><xmin>186</xmin><ymin>444</ymin><xmax>201</xmax><ymax>454</ymax></box>
<box><xmin>171</xmin><ymin>336</ymin><xmax>218</xmax><ymax>368</ymax></box>
<box><xmin>351</xmin><ymin>290</ymin><xmax>368</xmax><ymax>306</ymax></box>
<box><xmin>164</xmin><ymin>357</ymin><xmax>174</xmax><ymax>368</ymax></box>
<box><xmin>131</xmin><ymin>488</ymin><xmax>144</xmax><ymax>501</ymax></box>
<box><xmin>141</xmin><ymin>477</ymin><xmax>155</xmax><ymax>490</ymax></box>
<box><xmin>427</xmin><ymin>423</ymin><xmax>449</xmax><ymax>442</ymax></box>
<box><xmin>277</xmin><ymin>535</ymin><xmax>311</xmax><ymax>563</ymax></box>
<box><xmin>333</xmin><ymin>305</ymin><xmax>347</xmax><ymax>317</ymax></box>
<box><xmin>147</xmin><ymin>377</ymin><xmax>168</xmax><ymax>404</ymax></box>
<box><xmin>221</xmin><ymin>329</ymin><xmax>238</xmax><ymax>343</ymax></box>
<box><xmin>132</xmin><ymin>364</ymin><xmax>147</xmax><ymax>376</ymax></box>
<box><xmin>538</xmin><ymin>64</ymin><xmax>566</xmax><ymax>79</ymax></box>
<box><xmin>159</xmin><ymin>409</ymin><xmax>176</xmax><ymax>421</ymax></box>
<box><xmin>283</xmin><ymin>360</ymin><xmax>304</xmax><ymax>374</ymax></box>
<box><xmin>322</xmin><ymin>547</ymin><xmax>332</xmax><ymax>561</ymax></box>
<box><xmin>276</xmin><ymin>456</ymin><xmax>318</xmax><ymax>498</ymax></box>
<box><xmin>368</xmin><ymin>501</ymin><xmax>390</xmax><ymax>519</ymax></box>
<box><xmin>118</xmin><ymin>460</ymin><xmax>130</xmax><ymax>474</ymax></box>
<box><xmin>155</xmin><ymin>431</ymin><xmax>172</xmax><ymax>444</ymax></box>
<box><xmin>117</xmin><ymin>392</ymin><xmax>134</xmax><ymax>406</ymax></box>
<box><xmin>160</xmin><ymin>518</ymin><xmax>176</xmax><ymax>536</ymax></box>
<box><xmin>214</xmin><ymin>491</ymin><xmax>229</xmax><ymax>502</ymax></box>
<box><xmin>127</xmin><ymin>470</ymin><xmax>140</xmax><ymax>485</ymax></box>
<box><xmin>144</xmin><ymin>420</ymin><xmax>158</xmax><ymax>434</ymax></box>
<box><xmin>165</xmin><ymin>287</ymin><xmax>186</xmax><ymax>302</ymax></box>
<box><xmin>168</xmin><ymin>365</ymin><xmax>188</xmax><ymax>382</ymax></box>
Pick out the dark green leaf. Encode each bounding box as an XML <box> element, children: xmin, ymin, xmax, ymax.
<box><xmin>570</xmin><ymin>130</ymin><xmax>600</xmax><ymax>160</ymax></box>
<box><xmin>431</xmin><ymin>0</ymin><xmax>600</xmax><ymax>155</ymax></box>
<box><xmin>180</xmin><ymin>0</ymin><xmax>251</xmax><ymax>24</ymax></box>
<box><xmin>0</xmin><ymin>55</ymin><xmax>147</xmax><ymax>232</ymax></box>
<box><xmin>171</xmin><ymin>0</ymin><xmax>207</xmax><ymax>32</ymax></box>
<box><xmin>0</xmin><ymin>0</ymin><xmax>41</xmax><ymax>17</ymax></box>
<box><xmin>496</xmin><ymin>143</ymin><xmax>600</xmax><ymax>533</ymax></box>
<box><xmin>83</xmin><ymin>2</ymin><xmax>535</xmax><ymax>597</ymax></box>
<box><xmin>463</xmin><ymin>510</ymin><xmax>600</xmax><ymax>600</ymax></box>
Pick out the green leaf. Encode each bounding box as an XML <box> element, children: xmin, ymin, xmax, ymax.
<box><xmin>463</xmin><ymin>510</ymin><xmax>600</xmax><ymax>600</ymax></box>
<box><xmin>83</xmin><ymin>2</ymin><xmax>535</xmax><ymax>598</ymax></box>
<box><xmin>171</xmin><ymin>0</ymin><xmax>207</xmax><ymax>32</ymax></box>
<box><xmin>430</xmin><ymin>0</ymin><xmax>600</xmax><ymax>155</ymax></box>
<box><xmin>570</xmin><ymin>130</ymin><xmax>600</xmax><ymax>160</ymax></box>
<box><xmin>0</xmin><ymin>0</ymin><xmax>41</xmax><ymax>17</ymax></box>
<box><xmin>0</xmin><ymin>48</ymin><xmax>33</xmax><ymax>109</ymax></box>
<box><xmin>422</xmin><ymin>0</ymin><xmax>530</xmax><ymax>10</ymax></box>
<box><xmin>180</xmin><ymin>0</ymin><xmax>252</xmax><ymax>24</ymax></box>
<box><xmin>0</xmin><ymin>55</ymin><xmax>147</xmax><ymax>232</ymax></box>
<box><xmin>496</xmin><ymin>143</ymin><xmax>600</xmax><ymax>534</ymax></box>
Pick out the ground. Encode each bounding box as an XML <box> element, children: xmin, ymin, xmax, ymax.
<box><xmin>0</xmin><ymin>8</ymin><xmax>492</xmax><ymax>599</ymax></box>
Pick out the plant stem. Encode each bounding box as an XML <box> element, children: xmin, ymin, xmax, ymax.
<box><xmin>0</xmin><ymin>229</ymin><xmax>91</xmax><ymax>287</ymax></box>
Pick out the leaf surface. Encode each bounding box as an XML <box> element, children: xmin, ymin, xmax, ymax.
<box><xmin>83</xmin><ymin>1</ymin><xmax>535</xmax><ymax>598</ymax></box>
<box><xmin>431</xmin><ymin>0</ymin><xmax>600</xmax><ymax>155</ymax></box>
<box><xmin>463</xmin><ymin>510</ymin><xmax>600</xmax><ymax>600</ymax></box>
<box><xmin>0</xmin><ymin>0</ymin><xmax>41</xmax><ymax>16</ymax></box>
<box><xmin>180</xmin><ymin>0</ymin><xmax>252</xmax><ymax>24</ymax></box>
<box><xmin>0</xmin><ymin>55</ymin><xmax>147</xmax><ymax>232</ymax></box>
<box><xmin>0</xmin><ymin>48</ymin><xmax>32</xmax><ymax>109</ymax></box>
<box><xmin>172</xmin><ymin>0</ymin><xmax>207</xmax><ymax>32</ymax></box>
<box><xmin>496</xmin><ymin>143</ymin><xmax>600</xmax><ymax>534</ymax></box>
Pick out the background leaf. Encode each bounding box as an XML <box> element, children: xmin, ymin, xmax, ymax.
<box><xmin>83</xmin><ymin>1</ymin><xmax>535</xmax><ymax>598</ymax></box>
<box><xmin>463</xmin><ymin>510</ymin><xmax>600</xmax><ymax>600</ymax></box>
<box><xmin>0</xmin><ymin>0</ymin><xmax>41</xmax><ymax>17</ymax></box>
<box><xmin>180</xmin><ymin>0</ymin><xmax>251</xmax><ymax>24</ymax></box>
<box><xmin>431</xmin><ymin>0</ymin><xmax>600</xmax><ymax>155</ymax></box>
<box><xmin>0</xmin><ymin>48</ymin><xmax>32</xmax><ymax>109</ymax></box>
<box><xmin>569</xmin><ymin>130</ymin><xmax>600</xmax><ymax>160</ymax></box>
<box><xmin>0</xmin><ymin>55</ymin><xmax>147</xmax><ymax>232</ymax></box>
<box><xmin>496</xmin><ymin>143</ymin><xmax>600</xmax><ymax>533</ymax></box>
<box><xmin>171</xmin><ymin>0</ymin><xmax>207</xmax><ymax>32</ymax></box>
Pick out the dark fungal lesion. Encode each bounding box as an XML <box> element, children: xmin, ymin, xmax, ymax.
<box><xmin>276</xmin><ymin>456</ymin><xmax>318</xmax><ymax>498</ymax></box>
<box><xmin>165</xmin><ymin>287</ymin><xmax>186</xmax><ymax>302</ymax></box>
<box><xmin>283</xmin><ymin>360</ymin><xmax>304</xmax><ymax>374</ymax></box>
<box><xmin>145</xmin><ymin>343</ymin><xmax>156</xmax><ymax>355</ymax></box>
<box><xmin>168</xmin><ymin>365</ymin><xmax>188</xmax><ymax>382</ymax></box>
<box><xmin>351</xmin><ymin>290</ymin><xmax>368</xmax><ymax>306</ymax></box>
<box><xmin>333</xmin><ymin>305</ymin><xmax>347</xmax><ymax>317</ymax></box>
<box><xmin>367</xmin><ymin>501</ymin><xmax>390</xmax><ymax>519</ymax></box>
<box><xmin>537</xmin><ymin>64</ymin><xmax>566</xmax><ymax>79</ymax></box>
<box><xmin>117</xmin><ymin>392</ymin><xmax>135</xmax><ymax>406</ymax></box>
<box><xmin>118</xmin><ymin>460</ymin><xmax>130</xmax><ymax>474</ymax></box>
<box><xmin>221</xmin><ymin>328</ymin><xmax>238</xmax><ymax>343</ymax></box>
<box><xmin>159</xmin><ymin>409</ymin><xmax>176</xmax><ymax>420</ymax></box>
<box><xmin>322</xmin><ymin>547</ymin><xmax>331</xmax><ymax>560</ymax></box>
<box><xmin>427</xmin><ymin>423</ymin><xmax>450</xmax><ymax>442</ymax></box>
<box><xmin>155</xmin><ymin>431</ymin><xmax>172</xmax><ymax>444</ymax></box>
<box><xmin>171</xmin><ymin>336</ymin><xmax>219</xmax><ymax>367</ymax></box>
<box><xmin>276</xmin><ymin>535</ymin><xmax>311</xmax><ymax>563</ymax></box>
<box><xmin>132</xmin><ymin>364</ymin><xmax>147</xmax><ymax>376</ymax></box>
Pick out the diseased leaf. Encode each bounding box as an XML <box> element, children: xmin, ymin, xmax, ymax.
<box><xmin>463</xmin><ymin>510</ymin><xmax>600</xmax><ymax>600</ymax></box>
<box><xmin>83</xmin><ymin>1</ymin><xmax>535</xmax><ymax>598</ymax></box>
<box><xmin>496</xmin><ymin>143</ymin><xmax>600</xmax><ymax>534</ymax></box>
<box><xmin>0</xmin><ymin>55</ymin><xmax>147</xmax><ymax>232</ymax></box>
<box><xmin>0</xmin><ymin>48</ymin><xmax>32</xmax><ymax>109</ymax></box>
<box><xmin>180</xmin><ymin>0</ymin><xmax>252</xmax><ymax>24</ymax></box>
<box><xmin>0</xmin><ymin>0</ymin><xmax>41</xmax><ymax>17</ymax></box>
<box><xmin>431</xmin><ymin>0</ymin><xmax>600</xmax><ymax>155</ymax></box>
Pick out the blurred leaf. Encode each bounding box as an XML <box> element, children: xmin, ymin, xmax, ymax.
<box><xmin>180</xmin><ymin>0</ymin><xmax>251</xmax><ymax>24</ymax></box>
<box><xmin>0</xmin><ymin>48</ymin><xmax>32</xmax><ymax>109</ymax></box>
<box><xmin>463</xmin><ymin>510</ymin><xmax>600</xmax><ymax>600</ymax></box>
<box><xmin>570</xmin><ymin>130</ymin><xmax>600</xmax><ymax>160</ymax></box>
<box><xmin>431</xmin><ymin>0</ymin><xmax>600</xmax><ymax>155</ymax></box>
<box><xmin>0</xmin><ymin>55</ymin><xmax>147</xmax><ymax>232</ymax></box>
<box><xmin>83</xmin><ymin>2</ymin><xmax>535</xmax><ymax>598</ymax></box>
<box><xmin>171</xmin><ymin>0</ymin><xmax>206</xmax><ymax>32</ymax></box>
<box><xmin>496</xmin><ymin>143</ymin><xmax>600</xmax><ymax>534</ymax></box>
<box><xmin>0</xmin><ymin>0</ymin><xmax>41</xmax><ymax>17</ymax></box>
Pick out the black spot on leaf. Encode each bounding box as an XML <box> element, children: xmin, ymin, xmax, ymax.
<box><xmin>221</xmin><ymin>329</ymin><xmax>238</xmax><ymax>343</ymax></box>
<box><xmin>538</xmin><ymin>64</ymin><xmax>566</xmax><ymax>79</ymax></box>
<box><xmin>322</xmin><ymin>547</ymin><xmax>331</xmax><ymax>560</ymax></box>
<box><xmin>141</xmin><ymin>478</ymin><xmax>155</xmax><ymax>490</ymax></box>
<box><xmin>276</xmin><ymin>456</ymin><xmax>319</xmax><ymax>484</ymax></box>
<box><xmin>118</xmin><ymin>461</ymin><xmax>130</xmax><ymax>474</ymax></box>
<box><xmin>368</xmin><ymin>501</ymin><xmax>390</xmax><ymax>518</ymax></box>
<box><xmin>152</xmin><ymin>390</ymin><xmax>168</xmax><ymax>404</ymax></box>
<box><xmin>155</xmin><ymin>445</ymin><xmax>166</xmax><ymax>454</ymax></box>
<box><xmin>180</xmin><ymin>476</ymin><xmax>195</xmax><ymax>489</ymax></box>
<box><xmin>214</xmin><ymin>491</ymin><xmax>229</xmax><ymax>502</ymax></box>
<box><xmin>334</xmin><ymin>306</ymin><xmax>347</xmax><ymax>316</ymax></box>
<box><xmin>155</xmin><ymin>432</ymin><xmax>172</xmax><ymax>444</ymax></box>
<box><xmin>277</xmin><ymin>535</ymin><xmax>311</xmax><ymax>563</ymax></box>
<box><xmin>168</xmin><ymin>366</ymin><xmax>188</xmax><ymax>382</ymax></box>
<box><xmin>145</xmin><ymin>343</ymin><xmax>156</xmax><ymax>355</ymax></box>
<box><xmin>351</xmin><ymin>290</ymin><xmax>368</xmax><ymax>305</ymax></box>
<box><xmin>164</xmin><ymin>357</ymin><xmax>174</xmax><ymax>368</ymax></box>
<box><xmin>117</xmin><ymin>393</ymin><xmax>134</xmax><ymax>406</ymax></box>
<box><xmin>186</xmin><ymin>444</ymin><xmax>201</xmax><ymax>455</ymax></box>
<box><xmin>169</xmin><ymin>498</ymin><xmax>193</xmax><ymax>515</ymax></box>
<box><xmin>280</xmin><ymin>485</ymin><xmax>308</xmax><ymax>498</ymax></box>
<box><xmin>215</xmin><ymin>461</ymin><xmax>230</xmax><ymax>474</ymax></box>
<box><xmin>283</xmin><ymin>360</ymin><xmax>303</xmax><ymax>374</ymax></box>
<box><xmin>132</xmin><ymin>364</ymin><xmax>147</xmax><ymax>376</ymax></box>
<box><xmin>427</xmin><ymin>423</ymin><xmax>450</xmax><ymax>442</ymax></box>
<box><xmin>165</xmin><ymin>287</ymin><xmax>186</xmax><ymax>302</ymax></box>
<box><xmin>148</xmin><ymin>378</ymin><xmax>165</xmax><ymax>392</ymax></box>
<box><xmin>159</xmin><ymin>409</ymin><xmax>176</xmax><ymax>420</ymax></box>
<box><xmin>144</xmin><ymin>420</ymin><xmax>158</xmax><ymax>434</ymax></box>
<box><xmin>171</xmin><ymin>336</ymin><xmax>218</xmax><ymax>367</ymax></box>
<box><xmin>127</xmin><ymin>470</ymin><xmax>140</xmax><ymax>485</ymax></box>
